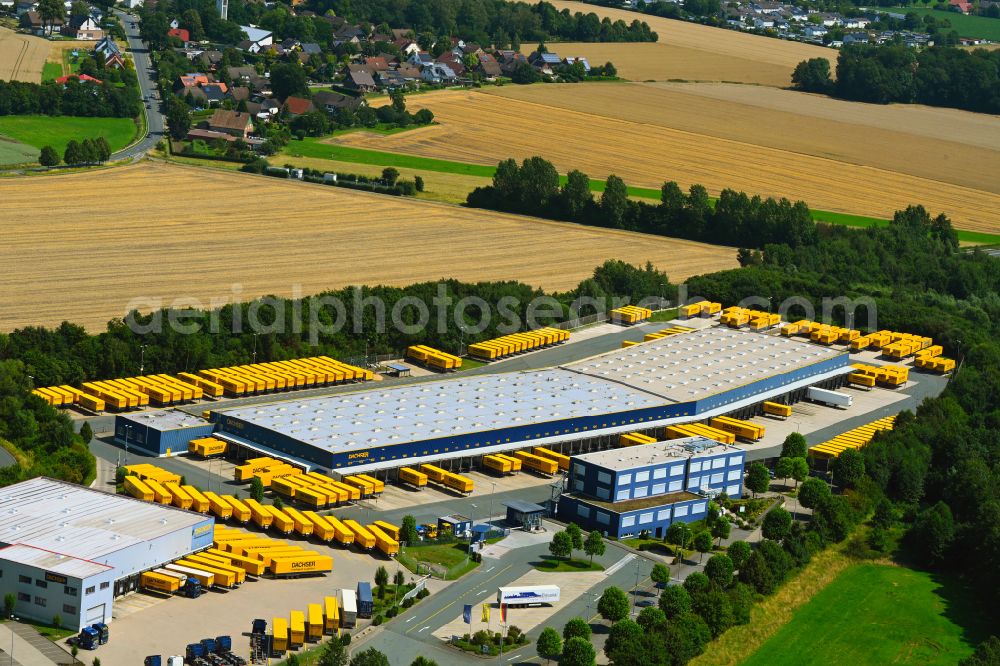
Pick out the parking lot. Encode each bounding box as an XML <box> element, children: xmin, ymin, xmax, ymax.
<box><xmin>82</xmin><ymin>529</ymin><xmax>435</xmax><ymax>665</ymax></box>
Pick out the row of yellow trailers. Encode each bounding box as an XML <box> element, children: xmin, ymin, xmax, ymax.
<box><xmin>483</xmin><ymin>447</ymin><xmax>568</xmax><ymax>475</ymax></box>
<box><xmin>610</xmin><ymin>305</ymin><xmax>653</xmax><ymax>325</ymax></box>
<box><xmin>196</xmin><ymin>356</ymin><xmax>373</xmax><ymax>397</ymax></box>
<box><xmin>188</xmin><ymin>436</ymin><xmax>227</xmax><ymax>457</ymax></box>
<box><xmin>849</xmin><ymin>363</ymin><xmax>909</xmax><ymax>389</ymax></box>
<box><xmin>808</xmin><ymin>415</ymin><xmax>897</xmax><ymax>459</ymax></box>
<box><xmin>30</xmin><ymin>356</ymin><xmax>372</xmax><ymax>412</ymax></box>
<box><xmin>405</xmin><ymin>345</ymin><xmax>462</xmax><ymax>371</ymax></box>
<box><xmin>272</xmin><ymin>597</ymin><xmax>343</xmax><ymax>654</ymax></box>
<box><xmin>418</xmin><ymin>464</ymin><xmax>474</xmax><ymax>493</ymax></box>
<box><xmin>721</xmin><ymin>307</ymin><xmax>782</xmax><ymax>331</ymax></box>
<box><xmin>681</xmin><ymin>301</ymin><xmax>722</xmax><ymax>318</ymax></box>
<box><xmin>618</xmin><ymin>415</ymin><xmax>767</xmax><ymax>448</ymax></box>
<box><xmin>467</xmin><ymin>327</ymin><xmax>569</xmax><ymax>361</ymax></box>
<box><xmin>211</xmin><ymin>526</ymin><xmax>333</xmax><ymax>575</ymax></box>
<box><xmin>271</xmin><ymin>470</ymin><xmax>385</xmax><ymax>507</ymax></box>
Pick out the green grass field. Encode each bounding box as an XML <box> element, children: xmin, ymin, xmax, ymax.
<box><xmin>41</xmin><ymin>62</ymin><xmax>62</xmax><ymax>82</ymax></box>
<box><xmin>741</xmin><ymin>564</ymin><xmax>990</xmax><ymax>666</ymax></box>
<box><xmin>0</xmin><ymin>136</ymin><xmax>39</xmax><ymax>166</ymax></box>
<box><xmin>0</xmin><ymin>116</ymin><xmax>136</xmax><ymax>157</ymax></box>
<box><xmin>885</xmin><ymin>6</ymin><xmax>1000</xmax><ymax>40</ymax></box>
<box><xmin>534</xmin><ymin>555</ymin><xmax>605</xmax><ymax>572</ymax></box>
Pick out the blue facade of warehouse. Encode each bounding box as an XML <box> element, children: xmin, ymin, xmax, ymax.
<box><xmin>113</xmin><ymin>412</ymin><xmax>215</xmax><ymax>456</ymax></box>
<box><xmin>211</xmin><ymin>353</ymin><xmax>846</xmax><ymax>470</ymax></box>
<box><xmin>557</xmin><ymin>439</ymin><xmax>746</xmax><ymax>539</ymax></box>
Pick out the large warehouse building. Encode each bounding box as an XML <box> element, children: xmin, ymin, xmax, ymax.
<box><xmin>0</xmin><ymin>478</ymin><xmax>214</xmax><ymax>630</ymax></box>
<box><xmin>207</xmin><ymin>328</ymin><xmax>851</xmax><ymax>475</ymax></box>
<box><xmin>558</xmin><ymin>436</ymin><xmax>746</xmax><ymax>539</ymax></box>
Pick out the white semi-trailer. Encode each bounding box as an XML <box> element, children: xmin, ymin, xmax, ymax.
<box><xmin>497</xmin><ymin>585</ymin><xmax>561</xmax><ymax>607</ymax></box>
<box><xmin>806</xmin><ymin>386</ymin><xmax>853</xmax><ymax>409</ymax></box>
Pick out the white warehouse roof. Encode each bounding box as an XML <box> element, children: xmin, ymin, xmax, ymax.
<box><xmin>219</xmin><ymin>369</ymin><xmax>662</xmax><ymax>453</ymax></box>
<box><xmin>565</xmin><ymin>327</ymin><xmax>843</xmax><ymax>402</ymax></box>
<box><xmin>0</xmin><ymin>544</ymin><xmax>111</xmax><ymax>579</ymax></box>
<box><xmin>0</xmin><ymin>478</ymin><xmax>208</xmax><ymax>561</ymax></box>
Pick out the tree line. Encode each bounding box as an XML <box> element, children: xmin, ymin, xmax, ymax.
<box><xmin>466</xmin><ymin>156</ymin><xmax>818</xmax><ymax>249</ymax></box>
<box><xmin>304</xmin><ymin>0</ymin><xmax>658</xmax><ymax>47</ymax></box>
<box><xmin>39</xmin><ymin>137</ymin><xmax>113</xmax><ymax>167</ymax></box>
<box><xmin>0</xmin><ymin>260</ymin><xmax>671</xmax><ymax>388</ymax></box>
<box><xmin>0</xmin><ymin>79</ymin><xmax>142</xmax><ymax>119</ymax></box>
<box><xmin>792</xmin><ymin>44</ymin><xmax>1000</xmax><ymax>114</ymax></box>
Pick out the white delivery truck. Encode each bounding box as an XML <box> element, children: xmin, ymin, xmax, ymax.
<box><xmin>806</xmin><ymin>386</ymin><xmax>853</xmax><ymax>409</ymax></box>
<box><xmin>339</xmin><ymin>588</ymin><xmax>358</xmax><ymax>629</ymax></box>
<box><xmin>497</xmin><ymin>585</ymin><xmax>561</xmax><ymax>608</ymax></box>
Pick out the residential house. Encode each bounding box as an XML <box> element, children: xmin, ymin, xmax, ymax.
<box><xmin>207</xmin><ymin>109</ymin><xmax>254</xmax><ymax>138</ymax></box>
<box><xmin>176</xmin><ymin>72</ymin><xmax>211</xmax><ymax>90</ymax></box>
<box><xmin>239</xmin><ymin>25</ymin><xmax>273</xmax><ymax>52</ymax></box>
<box><xmin>564</xmin><ymin>56</ymin><xmax>590</xmax><ymax>73</ymax></box>
<box><xmin>20</xmin><ymin>11</ymin><xmax>63</xmax><ymax>36</ymax></box>
<box><xmin>497</xmin><ymin>50</ymin><xmax>527</xmax><ymax>75</ymax></box>
<box><xmin>754</xmin><ymin>16</ymin><xmax>776</xmax><ymax>29</ymax></box>
<box><xmin>436</xmin><ymin>52</ymin><xmax>464</xmax><ymax>76</ymax></box>
<box><xmin>229</xmin><ymin>86</ymin><xmax>250</xmax><ymax>104</ymax></box>
<box><xmin>226</xmin><ymin>65</ymin><xmax>256</xmax><ymax>82</ymax></box>
<box><xmin>63</xmin><ymin>16</ymin><xmax>103</xmax><ymax>40</ymax></box>
<box><xmin>528</xmin><ymin>51</ymin><xmax>561</xmax><ymax>74</ymax></box>
<box><xmin>394</xmin><ymin>39</ymin><xmax>420</xmax><ymax>57</ymax></box>
<box><xmin>14</xmin><ymin>0</ymin><xmax>36</xmax><ymax>16</ymax></box>
<box><xmin>345</xmin><ymin>68</ymin><xmax>377</xmax><ymax>92</ymax></box>
<box><xmin>408</xmin><ymin>51</ymin><xmax>433</xmax><ymax>67</ymax></box>
<box><xmin>420</xmin><ymin>62</ymin><xmax>456</xmax><ymax>84</ymax></box>
<box><xmin>313</xmin><ymin>90</ymin><xmax>363</xmax><ymax>113</ymax></box>
<box><xmin>54</xmin><ymin>73</ymin><xmax>102</xmax><ymax>84</ymax></box>
<box><xmin>196</xmin><ymin>50</ymin><xmax>224</xmax><ymax>70</ymax></box>
<box><xmin>477</xmin><ymin>53</ymin><xmax>502</xmax><ymax>79</ymax></box>
<box><xmin>842</xmin><ymin>32</ymin><xmax>870</xmax><ymax>44</ymax></box>
<box><xmin>187</xmin><ymin>128</ymin><xmax>236</xmax><ymax>143</ymax></box>
<box><xmin>279</xmin><ymin>37</ymin><xmax>300</xmax><ymax>50</ymax></box>
<box><xmin>282</xmin><ymin>96</ymin><xmax>315</xmax><ymax>117</ymax></box>
<box><xmin>93</xmin><ymin>37</ymin><xmax>124</xmax><ymax>68</ymax></box>
<box><xmin>948</xmin><ymin>0</ymin><xmax>972</xmax><ymax>12</ymax></box>
<box><xmin>390</xmin><ymin>28</ymin><xmax>413</xmax><ymax>40</ymax></box>
<box><xmin>376</xmin><ymin>69</ymin><xmax>408</xmax><ymax>90</ymax></box>
<box><xmin>167</xmin><ymin>27</ymin><xmax>189</xmax><ymax>42</ymax></box>
<box><xmin>842</xmin><ymin>17</ymin><xmax>870</xmax><ymax>29</ymax></box>
<box><xmin>363</xmin><ymin>56</ymin><xmax>390</xmax><ymax>72</ymax></box>
<box><xmin>247</xmin><ymin>75</ymin><xmax>271</xmax><ymax>95</ymax></box>
<box><xmin>201</xmin><ymin>83</ymin><xmax>228</xmax><ymax>105</ymax></box>
<box><xmin>169</xmin><ymin>18</ymin><xmax>179</xmax><ymax>28</ymax></box>
<box><xmin>300</xmin><ymin>42</ymin><xmax>322</xmax><ymax>56</ymax></box>
<box><xmin>804</xmin><ymin>25</ymin><xmax>827</xmax><ymax>38</ymax></box>
<box><xmin>397</xmin><ymin>63</ymin><xmax>422</xmax><ymax>82</ymax></box>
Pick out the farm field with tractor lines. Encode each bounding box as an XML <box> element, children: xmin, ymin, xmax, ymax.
<box><xmin>0</xmin><ymin>27</ymin><xmax>50</xmax><ymax>83</ymax></box>
<box><xmin>0</xmin><ymin>161</ymin><xmax>738</xmax><ymax>331</ymax></box>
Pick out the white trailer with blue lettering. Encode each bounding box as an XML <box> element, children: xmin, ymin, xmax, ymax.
<box><xmin>497</xmin><ymin>585</ymin><xmax>561</xmax><ymax>607</ymax></box>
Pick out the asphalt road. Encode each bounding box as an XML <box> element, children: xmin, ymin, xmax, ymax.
<box><xmin>112</xmin><ymin>9</ymin><xmax>165</xmax><ymax>160</ymax></box>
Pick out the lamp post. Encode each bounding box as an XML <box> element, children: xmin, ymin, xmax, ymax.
<box><xmin>489</xmin><ymin>482</ymin><xmax>496</xmax><ymax>527</ymax></box>
<box><xmin>139</xmin><ymin>344</ymin><xmax>147</xmax><ymax>375</ymax></box>
<box><xmin>124</xmin><ymin>424</ymin><xmax>131</xmax><ymax>466</ymax></box>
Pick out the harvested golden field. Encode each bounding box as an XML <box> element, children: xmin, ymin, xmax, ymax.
<box><xmin>0</xmin><ymin>27</ymin><xmax>50</xmax><ymax>82</ymax></box>
<box><xmin>522</xmin><ymin>0</ymin><xmax>833</xmax><ymax>85</ymax></box>
<box><xmin>519</xmin><ymin>41</ymin><xmax>795</xmax><ymax>87</ymax></box>
<box><xmin>338</xmin><ymin>88</ymin><xmax>1000</xmax><ymax>233</ymax></box>
<box><xmin>45</xmin><ymin>39</ymin><xmax>101</xmax><ymax>79</ymax></box>
<box><xmin>0</xmin><ymin>161</ymin><xmax>737</xmax><ymax>331</ymax></box>
<box><xmin>485</xmin><ymin>82</ymin><xmax>1000</xmax><ymax>195</ymax></box>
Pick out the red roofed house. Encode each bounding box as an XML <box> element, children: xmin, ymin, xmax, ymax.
<box><xmin>168</xmin><ymin>27</ymin><xmax>190</xmax><ymax>42</ymax></box>
<box><xmin>948</xmin><ymin>0</ymin><xmax>972</xmax><ymax>12</ymax></box>
<box><xmin>283</xmin><ymin>96</ymin><xmax>315</xmax><ymax>117</ymax></box>
<box><xmin>55</xmin><ymin>74</ymin><xmax>103</xmax><ymax>85</ymax></box>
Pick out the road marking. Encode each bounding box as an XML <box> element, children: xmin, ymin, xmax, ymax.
<box><xmin>477</xmin><ymin>589</ymin><xmax>487</xmax><ymax>595</ymax></box>
<box><xmin>418</xmin><ymin>626</ymin><xmax>429</xmax><ymax>633</ymax></box>
<box><xmin>485</xmin><ymin>566</ymin><xmax>495</xmax><ymax>572</ymax></box>
<box><xmin>506</xmin><ymin>654</ymin><xmax>522</xmax><ymax>661</ymax></box>
<box><xmin>604</xmin><ymin>553</ymin><xmax>637</xmax><ymax>577</ymax></box>
<box><xmin>405</xmin><ymin>564</ymin><xmax>513</xmax><ymax>635</ymax></box>
<box><xmin>405</xmin><ymin>617</ymin><xmax>416</xmax><ymax>623</ymax></box>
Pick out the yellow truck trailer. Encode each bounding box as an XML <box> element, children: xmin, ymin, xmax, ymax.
<box><xmin>264</xmin><ymin>505</ymin><xmax>295</xmax><ymax>535</ymax></box>
<box><xmin>514</xmin><ymin>451</ymin><xmax>558</xmax><ymax>476</ymax></box>
<box><xmin>205</xmin><ymin>548</ymin><xmax>266</xmax><ymax>576</ymax></box>
<box><xmin>324</xmin><ymin>516</ymin><xmax>356</xmax><ymax>546</ymax></box>
<box><xmin>483</xmin><ymin>455</ymin><xmax>512</xmax><ymax>475</ymax></box>
<box><xmin>302</xmin><ymin>511</ymin><xmax>336</xmax><ymax>542</ymax></box>
<box><xmin>419</xmin><ymin>464</ymin><xmax>448</xmax><ymax>483</ymax></box>
<box><xmin>224</xmin><ymin>496</ymin><xmax>252</xmax><ymax>523</ymax></box>
<box><xmin>289</xmin><ymin>611</ymin><xmax>305</xmax><ymax>648</ymax></box>
<box><xmin>368</xmin><ymin>524</ymin><xmax>400</xmax><ymax>557</ymax></box>
<box><xmin>495</xmin><ymin>454</ymin><xmax>522</xmax><ymax>472</ymax></box>
<box><xmin>342</xmin><ymin>519</ymin><xmax>376</xmax><ymax>549</ymax></box>
<box><xmin>272</xmin><ymin>617</ymin><xmax>289</xmax><ymax>654</ymax></box>
<box><xmin>308</xmin><ymin>603</ymin><xmax>324</xmax><ymax>641</ymax></box>
<box><xmin>533</xmin><ymin>447</ymin><xmax>570</xmax><ymax>471</ymax></box>
<box><xmin>182</xmin><ymin>485</ymin><xmax>210</xmax><ymax>513</ymax></box>
<box><xmin>269</xmin><ymin>553</ymin><xmax>333</xmax><ymax>576</ymax></box>
<box><xmin>124</xmin><ymin>475</ymin><xmax>154</xmax><ymax>502</ymax></box>
<box><xmin>244</xmin><ymin>499</ymin><xmax>275</xmax><ymax>529</ymax></box>
<box><xmin>762</xmin><ymin>401</ymin><xmax>792</xmax><ymax>418</ymax></box>
<box><xmin>324</xmin><ymin>596</ymin><xmax>340</xmax><ymax>633</ymax></box>
<box><xmin>372</xmin><ymin>520</ymin><xmax>400</xmax><ymax>542</ymax></box>
<box><xmin>144</xmin><ymin>478</ymin><xmax>174</xmax><ymax>505</ymax></box>
<box><xmin>164</xmin><ymin>483</ymin><xmax>193</xmax><ymax>510</ymax></box>
<box><xmin>283</xmin><ymin>507</ymin><xmax>315</xmax><ymax>537</ymax></box>
<box><xmin>174</xmin><ymin>558</ymin><xmax>237</xmax><ymax>588</ymax></box>
<box><xmin>398</xmin><ymin>467</ymin><xmax>428</xmax><ymax>488</ymax></box>
<box><xmin>442</xmin><ymin>472</ymin><xmax>474</xmax><ymax>494</ymax></box>
<box><xmin>140</xmin><ymin>571</ymin><xmax>180</xmax><ymax>594</ymax></box>
<box><xmin>202</xmin><ymin>492</ymin><xmax>234</xmax><ymax>520</ymax></box>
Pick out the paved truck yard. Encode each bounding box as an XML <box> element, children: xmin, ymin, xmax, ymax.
<box><xmin>8</xmin><ymin>314</ymin><xmax>947</xmax><ymax>664</ymax></box>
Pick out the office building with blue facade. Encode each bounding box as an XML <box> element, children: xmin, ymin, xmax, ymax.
<box><xmin>114</xmin><ymin>409</ymin><xmax>215</xmax><ymax>457</ymax></box>
<box><xmin>557</xmin><ymin>437</ymin><xmax>746</xmax><ymax>539</ymax></box>
<box><xmin>206</xmin><ymin>327</ymin><xmax>850</xmax><ymax>476</ymax></box>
